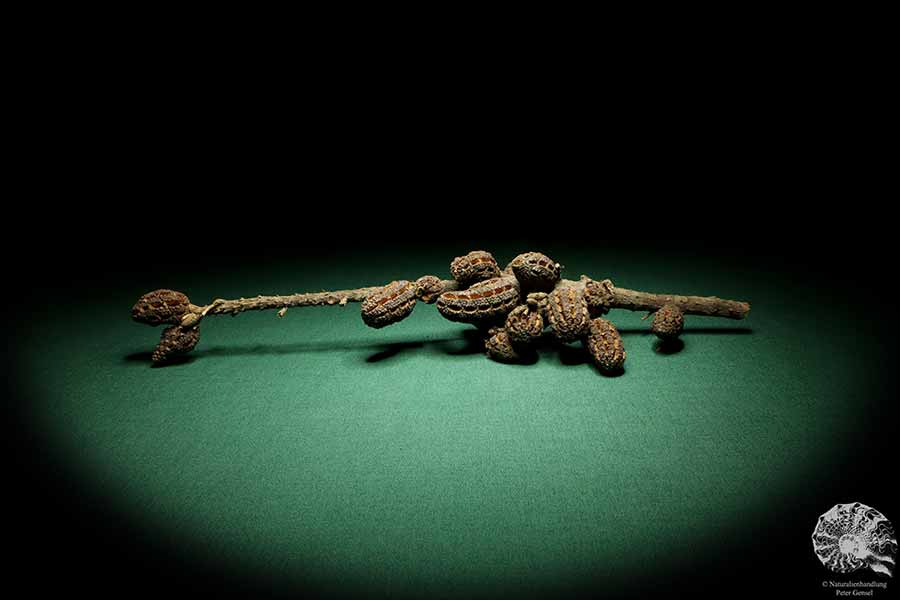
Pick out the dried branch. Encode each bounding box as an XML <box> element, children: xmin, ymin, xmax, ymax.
<box><xmin>130</xmin><ymin>250</ymin><xmax>750</xmax><ymax>371</ymax></box>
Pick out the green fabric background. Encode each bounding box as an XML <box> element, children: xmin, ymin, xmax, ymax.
<box><xmin>18</xmin><ymin>245</ymin><xmax>879</xmax><ymax>597</ymax></box>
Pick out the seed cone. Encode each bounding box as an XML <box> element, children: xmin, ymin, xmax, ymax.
<box><xmin>152</xmin><ymin>325</ymin><xmax>200</xmax><ymax>364</ymax></box>
<box><xmin>132</xmin><ymin>289</ymin><xmax>191</xmax><ymax>326</ymax></box>
<box><xmin>414</xmin><ymin>275</ymin><xmax>444</xmax><ymax>304</ymax></box>
<box><xmin>547</xmin><ymin>285</ymin><xmax>590</xmax><ymax>342</ymax></box>
<box><xmin>584</xmin><ymin>318</ymin><xmax>626</xmax><ymax>374</ymax></box>
<box><xmin>650</xmin><ymin>304</ymin><xmax>684</xmax><ymax>340</ymax></box>
<box><xmin>485</xmin><ymin>327</ymin><xmax>522</xmax><ymax>362</ymax></box>
<box><xmin>450</xmin><ymin>250</ymin><xmax>500</xmax><ymax>286</ymax></box>
<box><xmin>508</xmin><ymin>252</ymin><xmax>560</xmax><ymax>292</ymax></box>
<box><xmin>505</xmin><ymin>304</ymin><xmax>544</xmax><ymax>344</ymax></box>
<box><xmin>361</xmin><ymin>280</ymin><xmax>417</xmax><ymax>329</ymax></box>
<box><xmin>435</xmin><ymin>276</ymin><xmax>521</xmax><ymax>326</ymax></box>
<box><xmin>583</xmin><ymin>278</ymin><xmax>614</xmax><ymax>316</ymax></box>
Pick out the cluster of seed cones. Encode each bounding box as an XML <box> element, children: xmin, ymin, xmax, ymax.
<box><xmin>131</xmin><ymin>250</ymin><xmax>688</xmax><ymax>371</ymax></box>
<box><xmin>360</xmin><ymin>250</ymin><xmax>686</xmax><ymax>375</ymax></box>
<box><xmin>131</xmin><ymin>289</ymin><xmax>202</xmax><ymax>364</ymax></box>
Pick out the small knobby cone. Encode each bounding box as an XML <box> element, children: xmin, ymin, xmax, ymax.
<box><xmin>650</xmin><ymin>304</ymin><xmax>684</xmax><ymax>340</ymax></box>
<box><xmin>450</xmin><ymin>250</ymin><xmax>500</xmax><ymax>286</ymax></box>
<box><xmin>525</xmin><ymin>292</ymin><xmax>549</xmax><ymax>314</ymax></box>
<box><xmin>547</xmin><ymin>285</ymin><xmax>590</xmax><ymax>342</ymax></box>
<box><xmin>505</xmin><ymin>304</ymin><xmax>544</xmax><ymax>344</ymax></box>
<box><xmin>508</xmin><ymin>252</ymin><xmax>560</xmax><ymax>292</ymax></box>
<box><xmin>583</xmin><ymin>278</ymin><xmax>614</xmax><ymax>316</ymax></box>
<box><xmin>584</xmin><ymin>318</ymin><xmax>626</xmax><ymax>374</ymax></box>
<box><xmin>361</xmin><ymin>280</ymin><xmax>417</xmax><ymax>329</ymax></box>
<box><xmin>485</xmin><ymin>327</ymin><xmax>522</xmax><ymax>362</ymax></box>
<box><xmin>132</xmin><ymin>289</ymin><xmax>191</xmax><ymax>326</ymax></box>
<box><xmin>152</xmin><ymin>325</ymin><xmax>200</xmax><ymax>364</ymax></box>
<box><xmin>414</xmin><ymin>275</ymin><xmax>444</xmax><ymax>304</ymax></box>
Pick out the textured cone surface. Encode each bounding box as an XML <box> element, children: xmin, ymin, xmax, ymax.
<box><xmin>509</xmin><ymin>252</ymin><xmax>560</xmax><ymax>292</ymax></box>
<box><xmin>152</xmin><ymin>326</ymin><xmax>200</xmax><ymax>364</ymax></box>
<box><xmin>505</xmin><ymin>304</ymin><xmax>544</xmax><ymax>344</ymax></box>
<box><xmin>525</xmin><ymin>292</ymin><xmax>549</xmax><ymax>317</ymax></box>
<box><xmin>583</xmin><ymin>278</ymin><xmax>614</xmax><ymax>316</ymax></box>
<box><xmin>450</xmin><ymin>250</ymin><xmax>500</xmax><ymax>286</ymax></box>
<box><xmin>485</xmin><ymin>328</ymin><xmax>521</xmax><ymax>362</ymax></box>
<box><xmin>585</xmin><ymin>318</ymin><xmax>626</xmax><ymax>373</ymax></box>
<box><xmin>414</xmin><ymin>275</ymin><xmax>443</xmax><ymax>304</ymax></box>
<box><xmin>547</xmin><ymin>285</ymin><xmax>590</xmax><ymax>342</ymax></box>
<box><xmin>361</xmin><ymin>280</ymin><xmax>417</xmax><ymax>328</ymax></box>
<box><xmin>436</xmin><ymin>276</ymin><xmax>521</xmax><ymax>325</ymax></box>
<box><xmin>132</xmin><ymin>289</ymin><xmax>191</xmax><ymax>326</ymax></box>
<box><xmin>651</xmin><ymin>303</ymin><xmax>684</xmax><ymax>340</ymax></box>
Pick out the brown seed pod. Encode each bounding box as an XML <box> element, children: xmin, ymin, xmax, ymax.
<box><xmin>525</xmin><ymin>292</ymin><xmax>549</xmax><ymax>315</ymax></box>
<box><xmin>584</xmin><ymin>318</ymin><xmax>626</xmax><ymax>374</ymax></box>
<box><xmin>546</xmin><ymin>285</ymin><xmax>591</xmax><ymax>342</ymax></box>
<box><xmin>436</xmin><ymin>276</ymin><xmax>521</xmax><ymax>326</ymax></box>
<box><xmin>152</xmin><ymin>325</ymin><xmax>200</xmax><ymax>364</ymax></box>
<box><xmin>508</xmin><ymin>252</ymin><xmax>560</xmax><ymax>292</ymax></box>
<box><xmin>583</xmin><ymin>277</ymin><xmax>615</xmax><ymax>316</ymax></box>
<box><xmin>484</xmin><ymin>327</ymin><xmax>522</xmax><ymax>362</ymax></box>
<box><xmin>132</xmin><ymin>289</ymin><xmax>192</xmax><ymax>326</ymax></box>
<box><xmin>505</xmin><ymin>304</ymin><xmax>544</xmax><ymax>344</ymax></box>
<box><xmin>360</xmin><ymin>280</ymin><xmax>417</xmax><ymax>329</ymax></box>
<box><xmin>450</xmin><ymin>250</ymin><xmax>501</xmax><ymax>286</ymax></box>
<box><xmin>414</xmin><ymin>275</ymin><xmax>444</xmax><ymax>304</ymax></box>
<box><xmin>650</xmin><ymin>303</ymin><xmax>684</xmax><ymax>340</ymax></box>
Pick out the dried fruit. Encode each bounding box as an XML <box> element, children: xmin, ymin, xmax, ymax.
<box><xmin>584</xmin><ymin>318</ymin><xmax>626</xmax><ymax>373</ymax></box>
<box><xmin>583</xmin><ymin>277</ymin><xmax>614</xmax><ymax>316</ymax></box>
<box><xmin>546</xmin><ymin>285</ymin><xmax>590</xmax><ymax>342</ymax></box>
<box><xmin>152</xmin><ymin>325</ymin><xmax>200</xmax><ymax>364</ymax></box>
<box><xmin>650</xmin><ymin>303</ymin><xmax>684</xmax><ymax>340</ymax></box>
<box><xmin>132</xmin><ymin>289</ymin><xmax>192</xmax><ymax>326</ymax></box>
<box><xmin>360</xmin><ymin>280</ymin><xmax>417</xmax><ymax>328</ymax></box>
<box><xmin>450</xmin><ymin>250</ymin><xmax>501</xmax><ymax>286</ymax></box>
<box><xmin>485</xmin><ymin>327</ymin><xmax>522</xmax><ymax>362</ymax></box>
<box><xmin>525</xmin><ymin>292</ymin><xmax>549</xmax><ymax>314</ymax></box>
<box><xmin>508</xmin><ymin>252</ymin><xmax>560</xmax><ymax>292</ymax></box>
<box><xmin>505</xmin><ymin>304</ymin><xmax>544</xmax><ymax>344</ymax></box>
<box><xmin>436</xmin><ymin>276</ymin><xmax>520</xmax><ymax>325</ymax></box>
<box><xmin>414</xmin><ymin>275</ymin><xmax>444</xmax><ymax>304</ymax></box>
